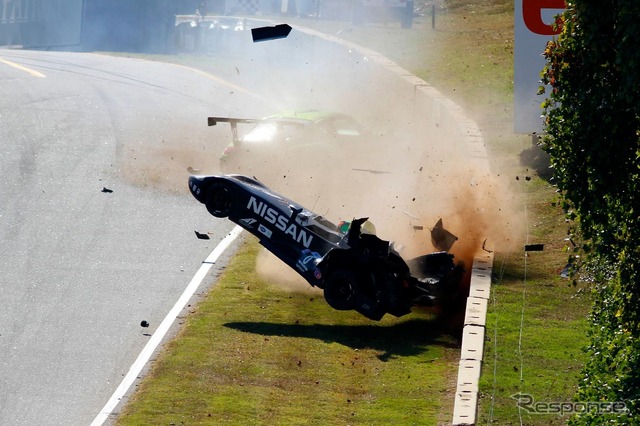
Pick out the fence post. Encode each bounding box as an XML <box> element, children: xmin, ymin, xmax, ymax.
<box><xmin>432</xmin><ymin>3</ymin><xmax>436</xmax><ymax>29</ymax></box>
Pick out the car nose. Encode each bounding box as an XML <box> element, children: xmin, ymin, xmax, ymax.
<box><xmin>188</xmin><ymin>175</ymin><xmax>207</xmax><ymax>203</ymax></box>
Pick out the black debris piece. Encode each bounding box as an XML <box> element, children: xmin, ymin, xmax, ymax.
<box><xmin>195</xmin><ymin>231</ymin><xmax>210</xmax><ymax>240</ymax></box>
<box><xmin>251</xmin><ymin>24</ymin><xmax>292</xmax><ymax>42</ymax></box>
<box><xmin>430</xmin><ymin>219</ymin><xmax>458</xmax><ymax>252</ymax></box>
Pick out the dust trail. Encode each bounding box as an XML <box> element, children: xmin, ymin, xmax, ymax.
<box><xmin>117</xmin><ymin>24</ymin><xmax>524</xmax><ymax>290</ymax></box>
<box><xmin>256</xmin><ymin>249</ymin><xmax>323</xmax><ymax>295</ymax></box>
<box><xmin>245</xmin><ymin>103</ymin><xmax>523</xmax><ymax>283</ymax></box>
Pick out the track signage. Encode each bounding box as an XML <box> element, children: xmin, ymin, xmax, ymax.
<box><xmin>514</xmin><ymin>0</ymin><xmax>566</xmax><ymax>134</ymax></box>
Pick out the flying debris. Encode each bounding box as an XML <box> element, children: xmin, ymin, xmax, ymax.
<box><xmin>251</xmin><ymin>24</ymin><xmax>293</xmax><ymax>42</ymax></box>
<box><xmin>194</xmin><ymin>231</ymin><xmax>210</xmax><ymax>240</ymax></box>
<box><xmin>352</xmin><ymin>168</ymin><xmax>391</xmax><ymax>175</ymax></box>
<box><xmin>482</xmin><ymin>238</ymin><xmax>493</xmax><ymax>253</ymax></box>
<box><xmin>431</xmin><ymin>218</ymin><xmax>458</xmax><ymax>252</ymax></box>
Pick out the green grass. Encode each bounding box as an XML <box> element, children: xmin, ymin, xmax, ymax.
<box><xmin>478</xmin><ymin>179</ymin><xmax>590</xmax><ymax>425</ymax></box>
<box><xmin>115</xmin><ymin>2</ymin><xmax>590</xmax><ymax>424</ymax></box>
<box><xmin>118</xmin><ymin>240</ymin><xmax>459</xmax><ymax>425</ymax></box>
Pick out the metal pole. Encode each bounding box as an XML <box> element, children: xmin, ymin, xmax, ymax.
<box><xmin>432</xmin><ymin>3</ymin><xmax>435</xmax><ymax>29</ymax></box>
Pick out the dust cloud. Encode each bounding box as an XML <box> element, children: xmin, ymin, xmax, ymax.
<box><xmin>120</xmin><ymin>23</ymin><xmax>524</xmax><ymax>290</ymax></box>
<box><xmin>256</xmin><ymin>249</ymin><xmax>323</xmax><ymax>295</ymax></box>
<box><xmin>246</xmin><ymin>111</ymin><xmax>523</xmax><ymax>292</ymax></box>
<box><xmin>218</xmin><ymin>37</ymin><xmax>524</xmax><ymax>267</ymax></box>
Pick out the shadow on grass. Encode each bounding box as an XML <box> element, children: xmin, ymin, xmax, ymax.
<box><xmin>224</xmin><ymin>318</ymin><xmax>459</xmax><ymax>361</ymax></box>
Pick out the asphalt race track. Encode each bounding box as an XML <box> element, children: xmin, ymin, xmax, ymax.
<box><xmin>0</xmin><ymin>49</ymin><xmax>269</xmax><ymax>425</ymax></box>
<box><xmin>0</xmin><ymin>27</ymin><xmax>497</xmax><ymax>423</ymax></box>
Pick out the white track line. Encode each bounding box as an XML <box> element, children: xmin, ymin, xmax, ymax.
<box><xmin>0</xmin><ymin>57</ymin><xmax>47</xmax><ymax>78</ymax></box>
<box><xmin>91</xmin><ymin>225</ymin><xmax>243</xmax><ymax>426</ymax></box>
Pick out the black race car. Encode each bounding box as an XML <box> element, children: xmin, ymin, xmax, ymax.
<box><xmin>188</xmin><ymin>174</ymin><xmax>463</xmax><ymax>321</ymax></box>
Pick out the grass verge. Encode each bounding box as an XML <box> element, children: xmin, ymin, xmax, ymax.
<box><xmin>116</xmin><ymin>2</ymin><xmax>590</xmax><ymax>424</ymax></box>
<box><xmin>118</xmin><ymin>239</ymin><xmax>459</xmax><ymax>425</ymax></box>
<box><xmin>478</xmin><ymin>178</ymin><xmax>590</xmax><ymax>425</ymax></box>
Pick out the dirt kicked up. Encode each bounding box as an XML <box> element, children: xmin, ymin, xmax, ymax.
<box><xmin>117</xmin><ymin>26</ymin><xmax>524</xmax><ymax>304</ymax></box>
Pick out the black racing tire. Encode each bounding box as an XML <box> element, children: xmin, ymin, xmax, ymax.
<box><xmin>323</xmin><ymin>269</ymin><xmax>361</xmax><ymax>311</ymax></box>
<box><xmin>205</xmin><ymin>180</ymin><xmax>232</xmax><ymax>218</ymax></box>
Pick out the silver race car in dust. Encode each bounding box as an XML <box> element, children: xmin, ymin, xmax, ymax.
<box><xmin>188</xmin><ymin>174</ymin><xmax>464</xmax><ymax>321</ymax></box>
<box><xmin>212</xmin><ymin>110</ymin><xmax>365</xmax><ymax>174</ymax></box>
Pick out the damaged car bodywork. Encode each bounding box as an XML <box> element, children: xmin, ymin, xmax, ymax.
<box><xmin>188</xmin><ymin>174</ymin><xmax>463</xmax><ymax>321</ymax></box>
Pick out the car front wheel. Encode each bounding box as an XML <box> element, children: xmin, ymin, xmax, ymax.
<box><xmin>323</xmin><ymin>269</ymin><xmax>361</xmax><ymax>311</ymax></box>
<box><xmin>205</xmin><ymin>180</ymin><xmax>232</xmax><ymax>218</ymax></box>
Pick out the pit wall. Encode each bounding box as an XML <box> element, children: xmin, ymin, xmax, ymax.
<box><xmin>210</xmin><ymin>19</ymin><xmax>491</xmax><ymax>425</ymax></box>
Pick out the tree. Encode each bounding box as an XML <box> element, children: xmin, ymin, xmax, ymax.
<box><xmin>541</xmin><ymin>0</ymin><xmax>640</xmax><ymax>424</ymax></box>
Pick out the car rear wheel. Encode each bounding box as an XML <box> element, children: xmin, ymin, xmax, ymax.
<box><xmin>323</xmin><ymin>269</ymin><xmax>361</xmax><ymax>311</ymax></box>
<box><xmin>205</xmin><ymin>181</ymin><xmax>231</xmax><ymax>218</ymax></box>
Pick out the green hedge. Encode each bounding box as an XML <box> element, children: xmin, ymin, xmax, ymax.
<box><xmin>541</xmin><ymin>1</ymin><xmax>640</xmax><ymax>424</ymax></box>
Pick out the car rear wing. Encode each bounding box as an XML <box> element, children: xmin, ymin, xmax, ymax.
<box><xmin>208</xmin><ymin>116</ymin><xmax>261</xmax><ymax>142</ymax></box>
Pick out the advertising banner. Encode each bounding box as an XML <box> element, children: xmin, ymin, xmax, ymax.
<box><xmin>514</xmin><ymin>0</ymin><xmax>565</xmax><ymax>134</ymax></box>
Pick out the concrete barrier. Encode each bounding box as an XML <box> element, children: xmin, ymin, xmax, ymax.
<box><xmin>453</xmin><ymin>252</ymin><xmax>494</xmax><ymax>425</ymax></box>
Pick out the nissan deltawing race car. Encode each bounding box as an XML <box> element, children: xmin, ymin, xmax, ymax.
<box><xmin>212</xmin><ymin>110</ymin><xmax>366</xmax><ymax>174</ymax></box>
<box><xmin>188</xmin><ymin>174</ymin><xmax>464</xmax><ymax>321</ymax></box>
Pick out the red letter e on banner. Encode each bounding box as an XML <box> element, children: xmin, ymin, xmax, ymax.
<box><xmin>522</xmin><ymin>0</ymin><xmax>566</xmax><ymax>35</ymax></box>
